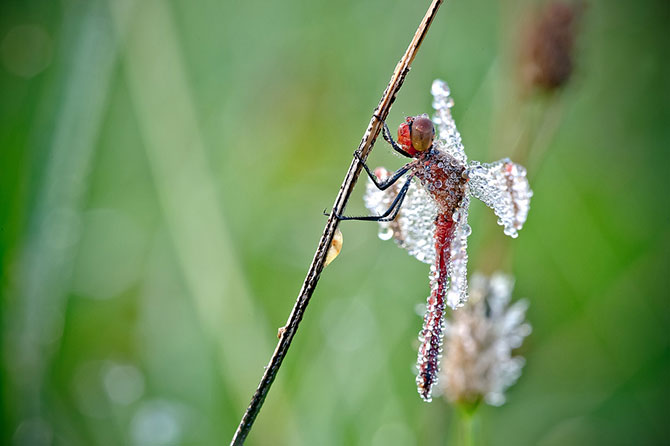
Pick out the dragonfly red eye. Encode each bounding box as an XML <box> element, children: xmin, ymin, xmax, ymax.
<box><xmin>397</xmin><ymin>121</ymin><xmax>417</xmax><ymax>156</ymax></box>
<box><xmin>410</xmin><ymin>116</ymin><xmax>435</xmax><ymax>152</ymax></box>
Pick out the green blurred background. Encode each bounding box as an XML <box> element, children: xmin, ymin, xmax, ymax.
<box><xmin>1</xmin><ymin>0</ymin><xmax>668</xmax><ymax>444</ymax></box>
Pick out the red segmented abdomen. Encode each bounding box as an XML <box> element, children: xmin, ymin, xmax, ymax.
<box><xmin>416</xmin><ymin>212</ymin><xmax>455</xmax><ymax>401</ymax></box>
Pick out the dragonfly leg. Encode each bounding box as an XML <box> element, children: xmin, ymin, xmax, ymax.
<box><xmin>354</xmin><ymin>150</ymin><xmax>412</xmax><ymax>191</ymax></box>
<box><xmin>382</xmin><ymin>122</ymin><xmax>412</xmax><ymax>157</ymax></box>
<box><xmin>336</xmin><ymin>174</ymin><xmax>413</xmax><ymax>222</ymax></box>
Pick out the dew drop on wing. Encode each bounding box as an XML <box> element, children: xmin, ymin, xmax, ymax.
<box><xmin>463</xmin><ymin>224</ymin><xmax>472</xmax><ymax>236</ymax></box>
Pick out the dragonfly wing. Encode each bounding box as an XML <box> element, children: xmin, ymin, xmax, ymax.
<box><xmin>466</xmin><ymin>159</ymin><xmax>533</xmax><ymax>238</ymax></box>
<box><xmin>364</xmin><ymin>169</ymin><xmax>438</xmax><ymax>264</ymax></box>
<box><xmin>431</xmin><ymin>79</ymin><xmax>467</xmax><ymax>164</ymax></box>
<box><xmin>445</xmin><ymin>195</ymin><xmax>471</xmax><ymax>309</ymax></box>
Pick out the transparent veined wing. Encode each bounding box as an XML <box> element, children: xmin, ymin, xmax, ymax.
<box><xmin>363</xmin><ymin>168</ymin><xmax>438</xmax><ymax>264</ymax></box>
<box><xmin>444</xmin><ymin>194</ymin><xmax>471</xmax><ymax>309</ymax></box>
<box><xmin>466</xmin><ymin>159</ymin><xmax>533</xmax><ymax>238</ymax></box>
<box><xmin>431</xmin><ymin>79</ymin><xmax>467</xmax><ymax>164</ymax></box>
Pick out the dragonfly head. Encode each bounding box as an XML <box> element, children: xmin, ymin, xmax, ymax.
<box><xmin>398</xmin><ymin>115</ymin><xmax>435</xmax><ymax>157</ymax></box>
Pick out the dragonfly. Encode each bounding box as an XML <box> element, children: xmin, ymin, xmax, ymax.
<box><xmin>336</xmin><ymin>79</ymin><xmax>532</xmax><ymax>402</ymax></box>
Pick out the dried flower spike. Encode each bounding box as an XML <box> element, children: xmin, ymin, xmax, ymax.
<box><xmin>520</xmin><ymin>1</ymin><xmax>582</xmax><ymax>91</ymax></box>
<box><xmin>441</xmin><ymin>273</ymin><xmax>531</xmax><ymax>407</ymax></box>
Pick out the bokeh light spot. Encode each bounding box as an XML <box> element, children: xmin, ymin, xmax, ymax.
<box><xmin>131</xmin><ymin>400</ymin><xmax>185</xmax><ymax>446</ymax></box>
<box><xmin>102</xmin><ymin>362</ymin><xmax>145</xmax><ymax>406</ymax></box>
<box><xmin>12</xmin><ymin>418</ymin><xmax>52</xmax><ymax>446</ymax></box>
<box><xmin>1</xmin><ymin>24</ymin><xmax>53</xmax><ymax>78</ymax></box>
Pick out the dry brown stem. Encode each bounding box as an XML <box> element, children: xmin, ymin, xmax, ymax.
<box><xmin>231</xmin><ymin>1</ymin><xmax>444</xmax><ymax>443</ymax></box>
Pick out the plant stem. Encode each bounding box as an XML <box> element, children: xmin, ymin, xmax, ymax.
<box><xmin>230</xmin><ymin>1</ymin><xmax>444</xmax><ymax>443</ymax></box>
<box><xmin>457</xmin><ymin>407</ymin><xmax>478</xmax><ymax>446</ymax></box>
<box><xmin>462</xmin><ymin>413</ymin><xmax>474</xmax><ymax>446</ymax></box>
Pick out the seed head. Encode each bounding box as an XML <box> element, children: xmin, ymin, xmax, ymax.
<box><xmin>520</xmin><ymin>1</ymin><xmax>583</xmax><ymax>91</ymax></box>
<box><xmin>440</xmin><ymin>273</ymin><xmax>531</xmax><ymax>407</ymax></box>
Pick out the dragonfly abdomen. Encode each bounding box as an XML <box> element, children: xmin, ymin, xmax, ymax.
<box><xmin>416</xmin><ymin>212</ymin><xmax>455</xmax><ymax>401</ymax></box>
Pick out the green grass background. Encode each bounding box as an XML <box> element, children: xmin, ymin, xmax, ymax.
<box><xmin>1</xmin><ymin>0</ymin><xmax>668</xmax><ymax>444</ymax></box>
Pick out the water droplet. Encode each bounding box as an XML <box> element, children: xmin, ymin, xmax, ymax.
<box><xmin>325</xmin><ymin>228</ymin><xmax>343</xmax><ymax>266</ymax></box>
<box><xmin>378</xmin><ymin>227</ymin><xmax>393</xmax><ymax>241</ymax></box>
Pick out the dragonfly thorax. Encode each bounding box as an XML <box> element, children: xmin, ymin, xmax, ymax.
<box><xmin>412</xmin><ymin>149</ymin><xmax>467</xmax><ymax>214</ymax></box>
